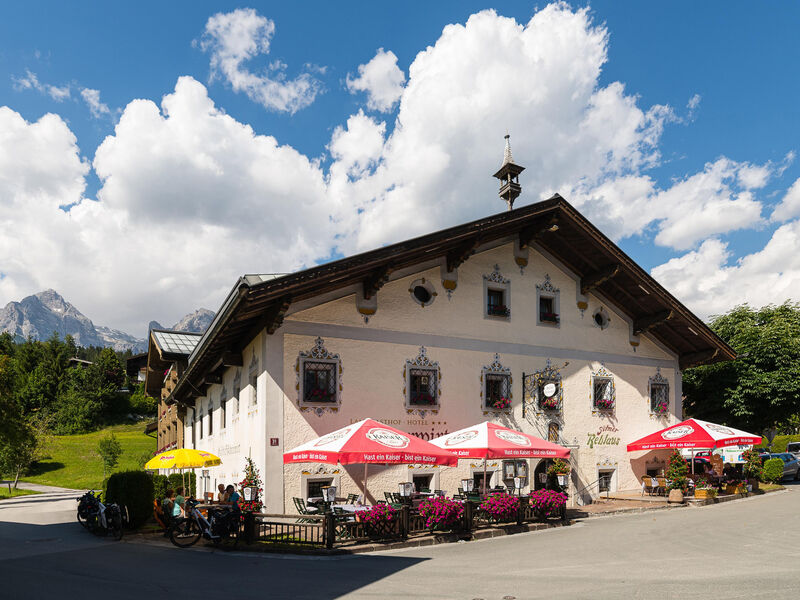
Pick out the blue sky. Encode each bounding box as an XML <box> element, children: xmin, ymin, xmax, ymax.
<box><xmin>1</xmin><ymin>2</ymin><xmax>799</xmax><ymax>334</ymax></box>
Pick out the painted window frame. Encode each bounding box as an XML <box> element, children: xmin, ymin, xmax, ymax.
<box><xmin>536</xmin><ymin>274</ymin><xmax>560</xmax><ymax>327</ymax></box>
<box><xmin>483</xmin><ymin>265</ymin><xmax>511</xmax><ymax>320</ymax></box>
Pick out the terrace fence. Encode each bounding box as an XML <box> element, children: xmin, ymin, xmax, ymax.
<box><xmin>239</xmin><ymin>500</ymin><xmax>566</xmax><ymax>549</ymax></box>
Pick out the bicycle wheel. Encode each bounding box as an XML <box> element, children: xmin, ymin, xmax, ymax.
<box><xmin>107</xmin><ymin>510</ymin><xmax>123</xmax><ymax>541</ymax></box>
<box><xmin>169</xmin><ymin>518</ymin><xmax>202</xmax><ymax>548</ymax></box>
<box><xmin>77</xmin><ymin>511</ymin><xmax>89</xmax><ymax>528</ymax></box>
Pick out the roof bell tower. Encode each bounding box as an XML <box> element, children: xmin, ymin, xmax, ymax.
<box><xmin>492</xmin><ymin>134</ymin><xmax>525</xmax><ymax>211</ymax></box>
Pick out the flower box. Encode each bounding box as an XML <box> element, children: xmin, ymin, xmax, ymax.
<box><xmin>487</xmin><ymin>305</ymin><xmax>510</xmax><ymax>317</ymax></box>
<box><xmin>694</xmin><ymin>488</ymin><xmax>717</xmax><ymax>500</ymax></box>
<box><xmin>724</xmin><ymin>484</ymin><xmax>747</xmax><ymax>496</ymax></box>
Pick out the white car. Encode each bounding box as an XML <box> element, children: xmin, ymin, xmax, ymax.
<box><xmin>786</xmin><ymin>442</ymin><xmax>800</xmax><ymax>462</ymax></box>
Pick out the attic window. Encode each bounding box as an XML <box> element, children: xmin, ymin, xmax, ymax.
<box><xmin>409</xmin><ymin>278</ymin><xmax>436</xmax><ymax>307</ymax></box>
<box><xmin>536</xmin><ymin>274</ymin><xmax>560</xmax><ymax>327</ymax></box>
<box><xmin>483</xmin><ymin>265</ymin><xmax>511</xmax><ymax>319</ymax></box>
<box><xmin>593</xmin><ymin>308</ymin><xmax>609</xmax><ymax>330</ymax></box>
<box><xmin>487</xmin><ymin>288</ymin><xmax>509</xmax><ymax>317</ymax></box>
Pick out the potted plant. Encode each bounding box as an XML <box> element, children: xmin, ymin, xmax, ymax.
<box><xmin>742</xmin><ymin>449</ymin><xmax>763</xmax><ymax>491</ymax></box>
<box><xmin>693</xmin><ymin>475</ymin><xmax>717</xmax><ymax>500</ymax></box>
<box><xmin>528</xmin><ymin>489</ymin><xmax>568</xmax><ymax>521</ymax></box>
<box><xmin>360</xmin><ymin>503</ymin><xmax>399</xmax><ymax>539</ymax></box>
<box><xmin>479</xmin><ymin>493</ymin><xmax>520</xmax><ymax>523</ymax></box>
<box><xmin>546</xmin><ymin>459</ymin><xmax>570</xmax><ymax>490</ymax></box>
<box><xmin>418</xmin><ymin>497</ymin><xmax>464</xmax><ymax>531</ymax></box>
<box><xmin>491</xmin><ymin>396</ymin><xmax>511</xmax><ymax>410</ymax></box>
<box><xmin>666</xmin><ymin>450</ymin><xmax>688</xmax><ymax>503</ymax></box>
<box><xmin>724</xmin><ymin>478</ymin><xmax>747</xmax><ymax>496</ymax></box>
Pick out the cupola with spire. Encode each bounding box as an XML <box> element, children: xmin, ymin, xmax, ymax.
<box><xmin>492</xmin><ymin>133</ymin><xmax>525</xmax><ymax>211</ymax></box>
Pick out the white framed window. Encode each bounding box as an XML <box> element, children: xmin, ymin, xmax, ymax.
<box><xmin>536</xmin><ymin>274</ymin><xmax>560</xmax><ymax>327</ymax></box>
<box><xmin>481</xmin><ymin>353</ymin><xmax>512</xmax><ymax>413</ymax></box>
<box><xmin>649</xmin><ymin>368</ymin><xmax>669</xmax><ymax>416</ymax></box>
<box><xmin>297</xmin><ymin>337</ymin><xmax>342</xmax><ymax>415</ymax></box>
<box><xmin>404</xmin><ymin>346</ymin><xmax>441</xmax><ymax>413</ymax></box>
<box><xmin>591</xmin><ymin>365</ymin><xmax>615</xmax><ymax>413</ymax></box>
<box><xmin>483</xmin><ymin>265</ymin><xmax>511</xmax><ymax>319</ymax></box>
<box><xmin>409</xmin><ymin>277</ymin><xmax>437</xmax><ymax>307</ymax></box>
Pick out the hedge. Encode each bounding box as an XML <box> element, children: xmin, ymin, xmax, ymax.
<box><xmin>151</xmin><ymin>472</ymin><xmax>197</xmax><ymax>501</ymax></box>
<box><xmin>762</xmin><ymin>458</ymin><xmax>785</xmax><ymax>484</ymax></box>
<box><xmin>105</xmin><ymin>470</ymin><xmax>155</xmax><ymax>528</ymax></box>
<box><xmin>754</xmin><ymin>434</ymin><xmax>800</xmax><ymax>454</ymax></box>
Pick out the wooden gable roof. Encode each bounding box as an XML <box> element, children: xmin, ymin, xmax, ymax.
<box><xmin>170</xmin><ymin>194</ymin><xmax>735</xmax><ymax>404</ymax></box>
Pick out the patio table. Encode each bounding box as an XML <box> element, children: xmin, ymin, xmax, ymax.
<box><xmin>338</xmin><ymin>504</ymin><xmax>369</xmax><ymax>513</ymax></box>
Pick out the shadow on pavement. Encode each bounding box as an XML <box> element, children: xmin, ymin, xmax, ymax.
<box><xmin>0</xmin><ymin>520</ymin><xmax>429</xmax><ymax>600</ymax></box>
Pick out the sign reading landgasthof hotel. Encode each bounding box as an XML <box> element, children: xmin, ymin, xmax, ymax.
<box><xmin>587</xmin><ymin>425</ymin><xmax>620</xmax><ymax>449</ymax></box>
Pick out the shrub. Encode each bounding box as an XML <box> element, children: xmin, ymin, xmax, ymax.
<box><xmin>666</xmin><ymin>450</ymin><xmax>689</xmax><ymax>490</ymax></box>
<box><xmin>418</xmin><ymin>497</ymin><xmax>464</xmax><ymax>531</ymax></box>
<box><xmin>167</xmin><ymin>472</ymin><xmax>196</xmax><ymax>497</ymax></box>
<box><xmin>104</xmin><ymin>470</ymin><xmax>155</xmax><ymax>528</ymax></box>
<box><xmin>479</xmin><ymin>493</ymin><xmax>519</xmax><ymax>522</ymax></box>
<box><xmin>763</xmin><ymin>458</ymin><xmax>784</xmax><ymax>483</ymax></box>
<box><xmin>152</xmin><ymin>474</ymin><xmax>169</xmax><ymax>500</ymax></box>
<box><xmin>529</xmin><ymin>489</ymin><xmax>567</xmax><ymax>517</ymax></box>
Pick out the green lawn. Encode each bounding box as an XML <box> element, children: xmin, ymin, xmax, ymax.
<box><xmin>21</xmin><ymin>422</ymin><xmax>156</xmax><ymax>491</ymax></box>
<box><xmin>0</xmin><ymin>487</ymin><xmax>40</xmax><ymax>500</ymax></box>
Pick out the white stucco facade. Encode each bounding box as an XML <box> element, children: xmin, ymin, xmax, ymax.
<box><xmin>185</xmin><ymin>240</ymin><xmax>681</xmax><ymax>510</ymax></box>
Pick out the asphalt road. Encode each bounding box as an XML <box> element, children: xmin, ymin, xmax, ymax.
<box><xmin>1</xmin><ymin>483</ymin><xmax>799</xmax><ymax>599</ymax></box>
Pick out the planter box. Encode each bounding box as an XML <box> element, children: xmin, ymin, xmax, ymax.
<box><xmin>724</xmin><ymin>484</ymin><xmax>747</xmax><ymax>495</ymax></box>
<box><xmin>694</xmin><ymin>488</ymin><xmax>717</xmax><ymax>500</ymax></box>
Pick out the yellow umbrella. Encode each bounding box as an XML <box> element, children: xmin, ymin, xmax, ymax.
<box><xmin>145</xmin><ymin>449</ymin><xmax>222</xmax><ymax>501</ymax></box>
<box><xmin>144</xmin><ymin>448</ymin><xmax>222</xmax><ymax>470</ymax></box>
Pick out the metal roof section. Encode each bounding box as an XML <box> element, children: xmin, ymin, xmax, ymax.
<box><xmin>151</xmin><ymin>329</ymin><xmax>202</xmax><ymax>356</ymax></box>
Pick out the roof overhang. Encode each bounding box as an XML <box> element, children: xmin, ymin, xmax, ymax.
<box><xmin>171</xmin><ymin>195</ymin><xmax>735</xmax><ymax>404</ymax></box>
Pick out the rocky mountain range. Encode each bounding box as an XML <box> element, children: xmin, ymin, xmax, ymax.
<box><xmin>0</xmin><ymin>289</ymin><xmax>214</xmax><ymax>352</ymax></box>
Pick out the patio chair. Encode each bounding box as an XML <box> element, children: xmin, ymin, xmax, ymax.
<box><xmin>434</xmin><ymin>489</ymin><xmax>444</xmax><ymax>497</ymax></box>
<box><xmin>346</xmin><ymin>493</ymin><xmax>360</xmax><ymax>504</ymax></box>
<box><xmin>292</xmin><ymin>497</ymin><xmax>318</xmax><ymax>524</ymax></box>
<box><xmin>655</xmin><ymin>477</ymin><xmax>668</xmax><ymax>496</ymax></box>
<box><xmin>384</xmin><ymin>491</ymin><xmax>394</xmax><ymax>503</ymax></box>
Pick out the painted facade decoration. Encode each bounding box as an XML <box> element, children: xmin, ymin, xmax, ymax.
<box><xmin>480</xmin><ymin>353</ymin><xmax>512</xmax><ymax>416</ymax></box>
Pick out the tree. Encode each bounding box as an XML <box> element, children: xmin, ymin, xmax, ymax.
<box><xmin>683</xmin><ymin>302</ymin><xmax>800</xmax><ymax>434</ymax></box>
<box><xmin>97</xmin><ymin>432</ymin><xmax>123</xmax><ymax>479</ymax></box>
<box><xmin>0</xmin><ymin>422</ymin><xmax>36</xmax><ymax>489</ymax></box>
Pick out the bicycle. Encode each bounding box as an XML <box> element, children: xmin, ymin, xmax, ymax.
<box><xmin>77</xmin><ymin>490</ymin><xmax>126</xmax><ymax>540</ymax></box>
<box><xmin>168</xmin><ymin>499</ymin><xmax>239</xmax><ymax>548</ymax></box>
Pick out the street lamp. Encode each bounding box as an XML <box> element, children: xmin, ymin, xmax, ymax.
<box><xmin>398</xmin><ymin>482</ymin><xmax>414</xmax><ymax>498</ymax></box>
<box><xmin>513</xmin><ymin>476</ymin><xmax>525</xmax><ymax>496</ymax></box>
<box><xmin>461</xmin><ymin>478</ymin><xmax>475</xmax><ymax>493</ymax></box>
<box><xmin>321</xmin><ymin>485</ymin><xmax>337</xmax><ymax>504</ymax></box>
<box><xmin>556</xmin><ymin>473</ymin><xmax>568</xmax><ymax>487</ymax></box>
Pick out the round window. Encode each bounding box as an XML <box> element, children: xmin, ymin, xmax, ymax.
<box><xmin>409</xmin><ymin>278</ymin><xmax>436</xmax><ymax>307</ymax></box>
<box><xmin>593</xmin><ymin>308</ymin><xmax>609</xmax><ymax>330</ymax></box>
<box><xmin>413</xmin><ymin>286</ymin><xmax>432</xmax><ymax>304</ymax></box>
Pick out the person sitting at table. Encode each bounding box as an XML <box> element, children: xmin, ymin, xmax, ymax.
<box><xmin>160</xmin><ymin>489</ymin><xmax>175</xmax><ymax>533</ymax></box>
<box><xmin>173</xmin><ymin>487</ymin><xmax>186</xmax><ymax>518</ymax></box>
<box><xmin>217</xmin><ymin>483</ymin><xmax>228</xmax><ymax>503</ymax></box>
<box><xmin>224</xmin><ymin>484</ymin><xmax>241</xmax><ymax>511</ymax></box>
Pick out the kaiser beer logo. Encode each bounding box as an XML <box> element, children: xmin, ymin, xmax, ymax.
<box><xmin>661</xmin><ymin>425</ymin><xmax>694</xmax><ymax>440</ymax></box>
<box><xmin>495</xmin><ymin>430</ymin><xmax>531</xmax><ymax>447</ymax></box>
<box><xmin>706</xmin><ymin>423</ymin><xmax>734</xmax><ymax>435</ymax></box>
<box><xmin>366</xmin><ymin>428</ymin><xmax>410</xmax><ymax>449</ymax></box>
<box><xmin>315</xmin><ymin>428</ymin><xmax>351</xmax><ymax>447</ymax></box>
<box><xmin>444</xmin><ymin>430</ymin><xmax>479</xmax><ymax>446</ymax></box>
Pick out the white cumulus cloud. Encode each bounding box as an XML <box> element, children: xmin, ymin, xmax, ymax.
<box><xmin>1</xmin><ymin>4</ymin><xmax>798</xmax><ymax>335</ymax></box>
<box><xmin>198</xmin><ymin>8</ymin><xmax>322</xmax><ymax>114</ymax></box>
<box><xmin>12</xmin><ymin>70</ymin><xmax>71</xmax><ymax>101</ymax></box>
<box><xmin>80</xmin><ymin>88</ymin><xmax>111</xmax><ymax>119</ymax></box>
<box><xmin>346</xmin><ymin>48</ymin><xmax>406</xmax><ymax>112</ymax></box>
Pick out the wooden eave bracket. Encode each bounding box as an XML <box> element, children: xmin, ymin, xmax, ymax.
<box><xmin>679</xmin><ymin>348</ymin><xmax>719</xmax><ymax>370</ymax></box>
<box><xmin>518</xmin><ymin>215</ymin><xmax>559</xmax><ymax>249</ymax></box>
<box><xmin>580</xmin><ymin>264</ymin><xmax>621</xmax><ymax>295</ymax></box>
<box><xmin>633</xmin><ymin>309</ymin><xmax>674</xmax><ymax>336</ymax></box>
<box><xmin>446</xmin><ymin>241</ymin><xmax>478</xmax><ymax>272</ymax></box>
<box><xmin>363</xmin><ymin>266</ymin><xmax>392</xmax><ymax>300</ymax></box>
<box><xmin>210</xmin><ymin>351</ymin><xmax>243</xmax><ymax>373</ymax></box>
